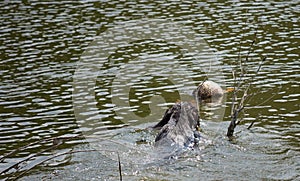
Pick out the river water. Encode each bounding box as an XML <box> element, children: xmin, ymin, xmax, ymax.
<box><xmin>0</xmin><ymin>1</ymin><xmax>299</xmax><ymax>180</ymax></box>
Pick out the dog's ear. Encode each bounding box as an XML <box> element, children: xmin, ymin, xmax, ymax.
<box><xmin>152</xmin><ymin>103</ymin><xmax>181</xmax><ymax>130</ymax></box>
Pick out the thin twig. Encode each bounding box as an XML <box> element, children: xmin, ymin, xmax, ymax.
<box><xmin>117</xmin><ymin>152</ymin><xmax>122</xmax><ymax>181</ymax></box>
<box><xmin>0</xmin><ymin>135</ymin><xmax>84</xmax><ymax>163</ymax></box>
<box><xmin>0</xmin><ymin>142</ymin><xmax>63</xmax><ymax>175</ymax></box>
<box><xmin>0</xmin><ymin>136</ymin><xmax>86</xmax><ymax>175</ymax></box>
<box><xmin>194</xmin><ymin>78</ymin><xmax>207</xmax><ymax>128</ymax></box>
<box><xmin>247</xmin><ymin>120</ymin><xmax>255</xmax><ymax>129</ymax></box>
<box><xmin>10</xmin><ymin>149</ymin><xmax>121</xmax><ymax>181</ymax></box>
<box><xmin>12</xmin><ymin>149</ymin><xmax>97</xmax><ymax>180</ymax></box>
<box><xmin>230</xmin><ymin>70</ymin><xmax>236</xmax><ymax>116</ymax></box>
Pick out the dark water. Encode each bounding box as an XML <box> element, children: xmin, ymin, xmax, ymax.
<box><xmin>0</xmin><ymin>1</ymin><xmax>299</xmax><ymax>180</ymax></box>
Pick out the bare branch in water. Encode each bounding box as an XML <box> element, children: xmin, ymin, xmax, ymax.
<box><xmin>227</xmin><ymin>34</ymin><xmax>266</xmax><ymax>138</ymax></box>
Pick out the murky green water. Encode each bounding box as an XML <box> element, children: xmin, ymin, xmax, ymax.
<box><xmin>0</xmin><ymin>1</ymin><xmax>299</xmax><ymax>180</ymax></box>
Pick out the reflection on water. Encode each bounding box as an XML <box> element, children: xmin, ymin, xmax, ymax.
<box><xmin>0</xmin><ymin>0</ymin><xmax>299</xmax><ymax>180</ymax></box>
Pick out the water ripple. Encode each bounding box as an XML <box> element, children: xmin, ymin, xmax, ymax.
<box><xmin>0</xmin><ymin>0</ymin><xmax>299</xmax><ymax>180</ymax></box>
